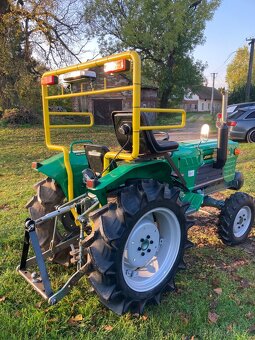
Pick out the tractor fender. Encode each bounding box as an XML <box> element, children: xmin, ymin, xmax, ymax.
<box><xmin>88</xmin><ymin>159</ymin><xmax>173</xmax><ymax>205</ymax></box>
<box><xmin>35</xmin><ymin>152</ymin><xmax>89</xmax><ymax>198</ymax></box>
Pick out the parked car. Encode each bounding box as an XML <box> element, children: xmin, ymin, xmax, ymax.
<box><xmin>228</xmin><ymin>107</ymin><xmax>255</xmax><ymax>142</ymax></box>
<box><xmin>227</xmin><ymin>102</ymin><xmax>255</xmax><ymax>118</ymax></box>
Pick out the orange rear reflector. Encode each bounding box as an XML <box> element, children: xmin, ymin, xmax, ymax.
<box><xmin>104</xmin><ymin>59</ymin><xmax>130</xmax><ymax>74</ymax></box>
<box><xmin>234</xmin><ymin>148</ymin><xmax>241</xmax><ymax>156</ymax></box>
<box><xmin>31</xmin><ymin>162</ymin><xmax>42</xmax><ymax>169</ymax></box>
<box><xmin>41</xmin><ymin>75</ymin><xmax>58</xmax><ymax>85</ymax></box>
<box><xmin>86</xmin><ymin>179</ymin><xmax>99</xmax><ymax>188</ymax></box>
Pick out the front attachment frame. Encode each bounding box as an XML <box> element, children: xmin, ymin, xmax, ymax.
<box><xmin>17</xmin><ymin>194</ymin><xmax>99</xmax><ymax>305</ymax></box>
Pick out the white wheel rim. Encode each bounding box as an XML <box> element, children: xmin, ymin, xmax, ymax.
<box><xmin>122</xmin><ymin>207</ymin><xmax>181</xmax><ymax>292</ymax></box>
<box><xmin>233</xmin><ymin>206</ymin><xmax>251</xmax><ymax>238</ymax></box>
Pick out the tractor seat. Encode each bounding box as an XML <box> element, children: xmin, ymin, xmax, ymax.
<box><xmin>112</xmin><ymin>111</ymin><xmax>179</xmax><ymax>155</ymax></box>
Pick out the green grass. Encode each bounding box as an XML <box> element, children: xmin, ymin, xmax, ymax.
<box><xmin>156</xmin><ymin>111</ymin><xmax>218</xmax><ymax>133</ymax></box>
<box><xmin>1</xmin><ymin>126</ymin><xmax>255</xmax><ymax>339</ymax></box>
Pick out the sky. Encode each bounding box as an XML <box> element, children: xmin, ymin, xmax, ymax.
<box><xmin>193</xmin><ymin>0</ymin><xmax>255</xmax><ymax>88</ymax></box>
<box><xmin>83</xmin><ymin>0</ymin><xmax>254</xmax><ymax>89</ymax></box>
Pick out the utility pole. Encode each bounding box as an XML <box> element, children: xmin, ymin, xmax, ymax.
<box><xmin>210</xmin><ymin>73</ymin><xmax>217</xmax><ymax>115</ymax></box>
<box><xmin>245</xmin><ymin>38</ymin><xmax>255</xmax><ymax>102</ymax></box>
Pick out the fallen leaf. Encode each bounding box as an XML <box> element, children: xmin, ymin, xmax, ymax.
<box><xmin>210</xmin><ymin>299</ymin><xmax>218</xmax><ymax>310</ymax></box>
<box><xmin>68</xmin><ymin>314</ymin><xmax>83</xmax><ymax>325</ymax></box>
<box><xmin>208</xmin><ymin>312</ymin><xmax>219</xmax><ymax>324</ymax></box>
<box><xmin>14</xmin><ymin>311</ymin><xmax>21</xmax><ymax>317</ymax></box>
<box><xmin>226</xmin><ymin>324</ymin><xmax>233</xmax><ymax>332</ymax></box>
<box><xmin>248</xmin><ymin>325</ymin><xmax>255</xmax><ymax>335</ymax></box>
<box><xmin>179</xmin><ymin>313</ymin><xmax>189</xmax><ymax>325</ymax></box>
<box><xmin>212</xmin><ymin>278</ymin><xmax>221</xmax><ymax>288</ymax></box>
<box><xmin>141</xmin><ymin>314</ymin><xmax>148</xmax><ymax>321</ymax></box>
<box><xmin>240</xmin><ymin>279</ymin><xmax>250</xmax><ymax>288</ymax></box>
<box><xmin>104</xmin><ymin>325</ymin><xmax>113</xmax><ymax>331</ymax></box>
<box><xmin>0</xmin><ymin>296</ymin><xmax>6</xmax><ymax>303</ymax></box>
<box><xmin>35</xmin><ymin>301</ymin><xmax>42</xmax><ymax>308</ymax></box>
<box><xmin>213</xmin><ymin>288</ymin><xmax>222</xmax><ymax>295</ymax></box>
<box><xmin>246</xmin><ymin>312</ymin><xmax>254</xmax><ymax>320</ymax></box>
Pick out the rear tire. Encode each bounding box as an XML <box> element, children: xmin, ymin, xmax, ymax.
<box><xmin>218</xmin><ymin>192</ymin><xmax>255</xmax><ymax>245</ymax></box>
<box><xmin>86</xmin><ymin>180</ymin><xmax>194</xmax><ymax>314</ymax></box>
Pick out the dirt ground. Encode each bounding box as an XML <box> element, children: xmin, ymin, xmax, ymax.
<box><xmin>171</xmin><ymin>122</ymin><xmax>217</xmax><ymax>141</ymax></box>
<box><xmin>190</xmin><ymin>192</ymin><xmax>255</xmax><ymax>256</ymax></box>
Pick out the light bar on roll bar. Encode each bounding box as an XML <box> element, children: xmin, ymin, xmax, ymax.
<box><xmin>104</xmin><ymin>59</ymin><xmax>130</xmax><ymax>74</ymax></box>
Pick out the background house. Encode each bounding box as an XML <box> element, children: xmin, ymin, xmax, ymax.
<box><xmin>72</xmin><ymin>66</ymin><xmax>158</xmax><ymax>125</ymax></box>
<box><xmin>182</xmin><ymin>86</ymin><xmax>222</xmax><ymax>113</ymax></box>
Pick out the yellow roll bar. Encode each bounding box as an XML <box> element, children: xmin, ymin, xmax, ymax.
<box><xmin>41</xmin><ymin>50</ymin><xmax>186</xmax><ymax>200</ymax></box>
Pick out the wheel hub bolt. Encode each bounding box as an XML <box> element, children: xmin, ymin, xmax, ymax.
<box><xmin>147</xmin><ymin>235</ymin><xmax>150</xmax><ymax>239</ymax></box>
<box><xmin>126</xmin><ymin>270</ymin><xmax>133</xmax><ymax>277</ymax></box>
<box><xmin>141</xmin><ymin>238</ymin><xmax>150</xmax><ymax>251</ymax></box>
<box><xmin>141</xmin><ymin>252</ymin><xmax>145</xmax><ymax>256</ymax></box>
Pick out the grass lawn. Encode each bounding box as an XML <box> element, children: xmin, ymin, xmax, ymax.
<box><xmin>0</xmin><ymin>126</ymin><xmax>255</xmax><ymax>339</ymax></box>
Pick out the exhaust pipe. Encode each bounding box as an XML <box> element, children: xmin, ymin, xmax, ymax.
<box><xmin>214</xmin><ymin>90</ymin><xmax>229</xmax><ymax>169</ymax></box>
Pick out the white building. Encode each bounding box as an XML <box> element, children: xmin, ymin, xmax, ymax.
<box><xmin>182</xmin><ymin>86</ymin><xmax>222</xmax><ymax>113</ymax></box>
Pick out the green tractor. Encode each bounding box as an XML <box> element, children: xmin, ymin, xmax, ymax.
<box><xmin>18</xmin><ymin>50</ymin><xmax>254</xmax><ymax>315</ymax></box>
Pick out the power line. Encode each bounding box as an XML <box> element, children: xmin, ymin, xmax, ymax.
<box><xmin>213</xmin><ymin>50</ymin><xmax>238</xmax><ymax>73</ymax></box>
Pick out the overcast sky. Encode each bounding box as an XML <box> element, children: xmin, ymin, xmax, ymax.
<box><xmin>193</xmin><ymin>0</ymin><xmax>255</xmax><ymax>89</ymax></box>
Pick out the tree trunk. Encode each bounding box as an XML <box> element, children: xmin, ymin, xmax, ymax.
<box><xmin>159</xmin><ymin>52</ymin><xmax>175</xmax><ymax>108</ymax></box>
<box><xmin>160</xmin><ymin>85</ymin><xmax>173</xmax><ymax>108</ymax></box>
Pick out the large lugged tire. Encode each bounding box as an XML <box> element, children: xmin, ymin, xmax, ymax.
<box><xmin>86</xmin><ymin>180</ymin><xmax>194</xmax><ymax>314</ymax></box>
<box><xmin>26</xmin><ymin>177</ymin><xmax>71</xmax><ymax>266</ymax></box>
<box><xmin>218</xmin><ymin>192</ymin><xmax>255</xmax><ymax>245</ymax></box>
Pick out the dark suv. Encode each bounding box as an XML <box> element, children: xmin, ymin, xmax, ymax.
<box><xmin>227</xmin><ymin>102</ymin><xmax>255</xmax><ymax>118</ymax></box>
<box><xmin>228</xmin><ymin>107</ymin><xmax>255</xmax><ymax>142</ymax></box>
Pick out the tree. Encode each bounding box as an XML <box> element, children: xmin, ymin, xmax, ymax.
<box><xmin>226</xmin><ymin>46</ymin><xmax>255</xmax><ymax>91</ymax></box>
<box><xmin>0</xmin><ymin>0</ymin><xmax>89</xmax><ymax>113</ymax></box>
<box><xmin>2</xmin><ymin>0</ymin><xmax>88</xmax><ymax>66</ymax></box>
<box><xmin>84</xmin><ymin>0</ymin><xmax>220</xmax><ymax>107</ymax></box>
<box><xmin>0</xmin><ymin>5</ymin><xmax>40</xmax><ymax>111</ymax></box>
<box><xmin>228</xmin><ymin>85</ymin><xmax>255</xmax><ymax>105</ymax></box>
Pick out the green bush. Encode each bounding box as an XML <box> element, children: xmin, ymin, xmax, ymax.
<box><xmin>1</xmin><ymin>107</ymin><xmax>41</xmax><ymax>125</ymax></box>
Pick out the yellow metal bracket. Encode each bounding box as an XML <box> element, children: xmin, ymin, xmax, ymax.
<box><xmin>41</xmin><ymin>50</ymin><xmax>141</xmax><ymax>201</ymax></box>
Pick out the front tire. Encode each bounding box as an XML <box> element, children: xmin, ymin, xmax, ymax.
<box><xmin>86</xmin><ymin>180</ymin><xmax>193</xmax><ymax>314</ymax></box>
<box><xmin>218</xmin><ymin>192</ymin><xmax>255</xmax><ymax>245</ymax></box>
